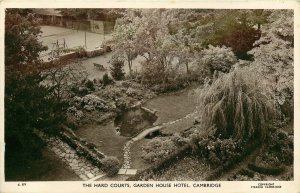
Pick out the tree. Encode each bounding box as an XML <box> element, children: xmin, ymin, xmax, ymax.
<box><xmin>5</xmin><ymin>9</ymin><xmax>47</xmax><ymax>66</ymax></box>
<box><xmin>164</xmin><ymin>28</ymin><xmax>196</xmax><ymax>74</ymax></box>
<box><xmin>198</xmin><ymin>67</ymin><xmax>276</xmax><ymax>141</ymax></box>
<box><xmin>200</xmin><ymin>10</ymin><xmax>265</xmax><ymax>60</ymax></box>
<box><xmin>4</xmin><ymin>9</ymin><xmax>67</xmax><ymax>177</ymax></box>
<box><xmin>5</xmin><ymin>72</ymin><xmax>67</xmax><ymax>166</ymax></box>
<box><xmin>109</xmin><ymin>57</ymin><xmax>125</xmax><ymax>80</ymax></box>
<box><xmin>128</xmin><ymin>9</ymin><xmax>181</xmax><ymax>84</ymax></box>
<box><xmin>109</xmin><ymin>13</ymin><xmax>138</xmax><ymax>76</ymax></box>
<box><xmin>248</xmin><ymin>9</ymin><xmax>271</xmax><ymax>30</ymax></box>
<box><xmin>43</xmin><ymin>59</ymin><xmax>88</xmax><ymax>100</ymax></box>
<box><xmin>248</xmin><ymin>9</ymin><xmax>293</xmax><ymax>118</ymax></box>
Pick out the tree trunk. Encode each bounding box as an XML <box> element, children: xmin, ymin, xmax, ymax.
<box><xmin>128</xmin><ymin>62</ymin><xmax>132</xmax><ymax>77</ymax></box>
<box><xmin>127</xmin><ymin>56</ymin><xmax>132</xmax><ymax>78</ymax></box>
<box><xmin>185</xmin><ymin>61</ymin><xmax>189</xmax><ymax>74</ymax></box>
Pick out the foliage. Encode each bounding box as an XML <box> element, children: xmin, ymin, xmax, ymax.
<box><xmin>109</xmin><ymin>16</ymin><xmax>138</xmax><ymax>76</ymax></box>
<box><xmin>112</xmin><ymin>9</ymin><xmax>195</xmax><ymax>83</ymax></box>
<box><xmin>43</xmin><ymin>60</ymin><xmax>88</xmax><ymax>100</ymax></box>
<box><xmin>101</xmin><ymin>73</ymin><xmax>114</xmax><ymax>86</ymax></box>
<box><xmin>100</xmin><ymin>156</ymin><xmax>121</xmax><ymax>176</ymax></box>
<box><xmin>195</xmin><ymin>45</ymin><xmax>237</xmax><ymax>74</ymax></box>
<box><xmin>258</xmin><ymin>129</ymin><xmax>293</xmax><ymax>166</ymax></box>
<box><xmin>248</xmin><ymin>9</ymin><xmax>293</xmax><ymax>118</ymax></box>
<box><xmin>201</xmin><ymin>10</ymin><xmax>267</xmax><ymax>60</ymax></box>
<box><xmin>141</xmin><ymin>136</ymin><xmax>179</xmax><ymax>163</ymax></box>
<box><xmin>5</xmin><ymin>72</ymin><xmax>67</xmax><ymax>163</ymax></box>
<box><xmin>140</xmin><ymin>59</ymin><xmax>174</xmax><ymax>85</ymax></box>
<box><xmin>5</xmin><ymin>9</ymin><xmax>47</xmax><ymax>66</ymax></box>
<box><xmin>197</xmin><ymin>135</ymin><xmax>244</xmax><ymax>167</ymax></box>
<box><xmin>197</xmin><ymin>67</ymin><xmax>276</xmax><ymax>141</ymax></box>
<box><xmin>85</xmin><ymin>79</ymin><xmax>95</xmax><ymax>91</ymax></box>
<box><xmin>109</xmin><ymin>57</ymin><xmax>126</xmax><ymax>80</ymax></box>
<box><xmin>220</xmin><ymin>24</ymin><xmax>260</xmax><ymax>60</ymax></box>
<box><xmin>4</xmin><ymin>9</ymin><xmax>68</xmax><ymax>170</ymax></box>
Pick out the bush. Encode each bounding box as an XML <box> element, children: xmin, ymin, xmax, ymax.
<box><xmin>110</xmin><ymin>58</ymin><xmax>125</xmax><ymax>80</ymax></box>
<box><xmin>198</xmin><ymin>66</ymin><xmax>277</xmax><ymax>141</ymax></box>
<box><xmin>70</xmin><ymin>86</ymin><xmax>89</xmax><ymax>96</ymax></box>
<box><xmin>262</xmin><ymin>129</ymin><xmax>293</xmax><ymax>165</ymax></box>
<box><xmin>140</xmin><ymin>59</ymin><xmax>179</xmax><ymax>86</ymax></box>
<box><xmin>141</xmin><ymin>137</ymin><xmax>178</xmax><ymax>163</ymax></box>
<box><xmin>197</xmin><ymin>136</ymin><xmax>243</xmax><ymax>167</ymax></box>
<box><xmin>196</xmin><ymin>45</ymin><xmax>237</xmax><ymax>74</ymax></box>
<box><xmin>100</xmin><ymin>156</ymin><xmax>121</xmax><ymax>176</ymax></box>
<box><xmin>101</xmin><ymin>73</ymin><xmax>113</xmax><ymax>86</ymax></box>
<box><xmin>85</xmin><ymin>79</ymin><xmax>95</xmax><ymax>91</ymax></box>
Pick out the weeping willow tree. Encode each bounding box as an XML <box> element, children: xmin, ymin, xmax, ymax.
<box><xmin>198</xmin><ymin>66</ymin><xmax>277</xmax><ymax>141</ymax></box>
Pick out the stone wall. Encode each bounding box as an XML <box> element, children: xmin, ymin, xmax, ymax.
<box><xmin>59</xmin><ymin>51</ymin><xmax>79</xmax><ymax>60</ymax></box>
<box><xmin>86</xmin><ymin>47</ymin><xmax>106</xmax><ymax>58</ymax></box>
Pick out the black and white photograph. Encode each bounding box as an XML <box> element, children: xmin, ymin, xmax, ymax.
<box><xmin>0</xmin><ymin>1</ymin><xmax>299</xmax><ymax>192</ymax></box>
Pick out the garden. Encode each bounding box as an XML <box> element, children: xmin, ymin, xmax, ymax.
<box><xmin>4</xmin><ymin>8</ymin><xmax>294</xmax><ymax>181</ymax></box>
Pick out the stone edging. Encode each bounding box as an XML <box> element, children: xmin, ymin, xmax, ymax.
<box><xmin>36</xmin><ymin>131</ymin><xmax>105</xmax><ymax>181</ymax></box>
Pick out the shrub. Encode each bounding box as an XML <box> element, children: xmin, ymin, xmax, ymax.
<box><xmin>101</xmin><ymin>73</ymin><xmax>113</xmax><ymax>86</ymax></box>
<box><xmin>85</xmin><ymin>79</ymin><xmax>95</xmax><ymax>91</ymax></box>
<box><xmin>100</xmin><ymin>156</ymin><xmax>121</xmax><ymax>176</ymax></box>
<box><xmin>140</xmin><ymin>60</ymin><xmax>166</xmax><ymax>85</ymax></box>
<box><xmin>196</xmin><ymin>134</ymin><xmax>245</xmax><ymax>168</ymax></box>
<box><xmin>110</xmin><ymin>58</ymin><xmax>125</xmax><ymax>80</ymax></box>
<box><xmin>115</xmin><ymin>98</ymin><xmax>129</xmax><ymax>112</ymax></box>
<box><xmin>141</xmin><ymin>137</ymin><xmax>177</xmax><ymax>163</ymax></box>
<box><xmin>170</xmin><ymin>133</ymin><xmax>188</xmax><ymax>146</ymax></box>
<box><xmin>196</xmin><ymin>45</ymin><xmax>237</xmax><ymax>74</ymax></box>
<box><xmin>70</xmin><ymin>86</ymin><xmax>89</xmax><ymax>96</ymax></box>
<box><xmin>263</xmin><ymin>129</ymin><xmax>293</xmax><ymax>165</ymax></box>
<box><xmin>197</xmin><ymin>66</ymin><xmax>277</xmax><ymax>141</ymax></box>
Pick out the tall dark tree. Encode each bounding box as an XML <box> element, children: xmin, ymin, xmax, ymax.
<box><xmin>5</xmin><ymin>9</ymin><xmax>66</xmax><ymax>179</ymax></box>
<box><xmin>5</xmin><ymin>9</ymin><xmax>47</xmax><ymax>66</ymax></box>
<box><xmin>201</xmin><ymin>10</ymin><xmax>269</xmax><ymax>60</ymax></box>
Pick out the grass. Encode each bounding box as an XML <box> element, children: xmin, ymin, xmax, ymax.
<box><xmin>144</xmin><ymin>86</ymin><xmax>198</xmax><ymax>124</ymax></box>
<box><xmin>5</xmin><ymin>148</ymin><xmax>80</xmax><ymax>181</ymax></box>
<box><xmin>130</xmin><ymin>139</ymin><xmax>153</xmax><ymax>170</ymax></box>
<box><xmin>161</xmin><ymin>116</ymin><xmax>196</xmax><ymax>135</ymax></box>
<box><xmin>74</xmin><ymin>120</ymin><xmax>128</xmax><ymax>162</ymax></box>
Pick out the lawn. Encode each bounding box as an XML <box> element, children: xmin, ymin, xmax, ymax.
<box><xmin>130</xmin><ymin>139</ymin><xmax>153</xmax><ymax>171</ymax></box>
<box><xmin>74</xmin><ymin>120</ymin><xmax>128</xmax><ymax>162</ymax></box>
<box><xmin>161</xmin><ymin>116</ymin><xmax>196</xmax><ymax>135</ymax></box>
<box><xmin>144</xmin><ymin>86</ymin><xmax>198</xmax><ymax>125</ymax></box>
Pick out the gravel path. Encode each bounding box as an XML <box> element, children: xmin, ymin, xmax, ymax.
<box><xmin>121</xmin><ymin>109</ymin><xmax>198</xmax><ymax>170</ymax></box>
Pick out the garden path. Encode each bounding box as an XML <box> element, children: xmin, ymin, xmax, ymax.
<box><xmin>121</xmin><ymin>109</ymin><xmax>198</xmax><ymax>171</ymax></box>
